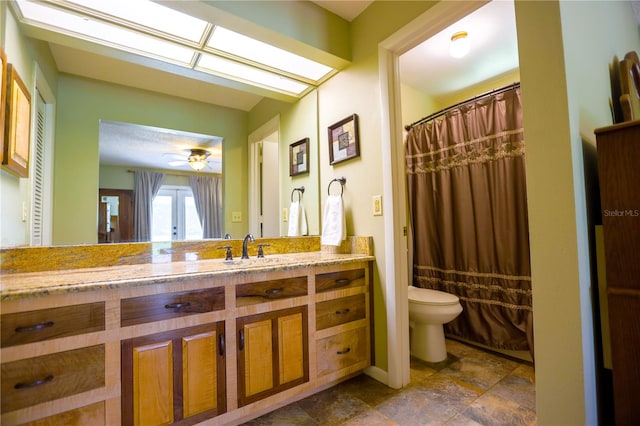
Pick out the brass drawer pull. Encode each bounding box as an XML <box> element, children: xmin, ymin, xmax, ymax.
<box><xmin>335</xmin><ymin>278</ymin><xmax>351</xmax><ymax>287</ymax></box>
<box><xmin>14</xmin><ymin>374</ymin><xmax>54</xmax><ymax>389</ymax></box>
<box><xmin>164</xmin><ymin>302</ymin><xmax>191</xmax><ymax>310</ymax></box>
<box><xmin>265</xmin><ymin>287</ymin><xmax>284</xmax><ymax>295</ymax></box>
<box><xmin>15</xmin><ymin>321</ymin><xmax>55</xmax><ymax>333</ymax></box>
<box><xmin>335</xmin><ymin>308</ymin><xmax>350</xmax><ymax>315</ymax></box>
<box><xmin>337</xmin><ymin>347</ymin><xmax>351</xmax><ymax>355</ymax></box>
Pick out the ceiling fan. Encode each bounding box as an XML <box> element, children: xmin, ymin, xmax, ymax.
<box><xmin>166</xmin><ymin>148</ymin><xmax>213</xmax><ymax>171</ymax></box>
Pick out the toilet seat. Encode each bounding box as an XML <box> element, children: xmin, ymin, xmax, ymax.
<box><xmin>408</xmin><ymin>286</ymin><xmax>459</xmax><ymax>306</ymax></box>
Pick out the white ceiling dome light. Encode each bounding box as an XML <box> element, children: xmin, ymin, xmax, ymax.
<box><xmin>449</xmin><ymin>31</ymin><xmax>470</xmax><ymax>58</ymax></box>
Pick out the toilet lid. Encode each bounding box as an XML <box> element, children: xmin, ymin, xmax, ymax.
<box><xmin>408</xmin><ymin>286</ymin><xmax>459</xmax><ymax>305</ymax></box>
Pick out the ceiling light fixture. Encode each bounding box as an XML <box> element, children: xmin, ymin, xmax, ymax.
<box><xmin>449</xmin><ymin>31</ymin><xmax>470</xmax><ymax>58</ymax></box>
<box><xmin>188</xmin><ymin>149</ymin><xmax>210</xmax><ymax>171</ymax></box>
<box><xmin>12</xmin><ymin>0</ymin><xmax>334</xmax><ymax>97</ymax></box>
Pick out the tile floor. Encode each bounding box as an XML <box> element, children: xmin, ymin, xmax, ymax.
<box><xmin>243</xmin><ymin>339</ymin><xmax>536</xmax><ymax>425</ymax></box>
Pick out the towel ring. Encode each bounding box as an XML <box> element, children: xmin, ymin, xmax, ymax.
<box><xmin>328</xmin><ymin>177</ymin><xmax>346</xmax><ymax>196</ymax></box>
<box><xmin>291</xmin><ymin>186</ymin><xmax>305</xmax><ymax>202</ymax></box>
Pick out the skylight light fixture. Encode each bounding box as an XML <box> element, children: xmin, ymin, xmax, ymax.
<box><xmin>12</xmin><ymin>0</ymin><xmax>334</xmax><ymax>98</ymax></box>
<box><xmin>197</xmin><ymin>53</ymin><xmax>309</xmax><ymax>95</ymax></box>
<box><xmin>207</xmin><ymin>26</ymin><xmax>332</xmax><ymax>82</ymax></box>
<box><xmin>15</xmin><ymin>0</ymin><xmax>196</xmax><ymax>65</ymax></box>
<box><xmin>64</xmin><ymin>0</ymin><xmax>210</xmax><ymax>43</ymax></box>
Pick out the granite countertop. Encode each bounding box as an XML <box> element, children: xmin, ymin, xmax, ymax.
<box><xmin>0</xmin><ymin>252</ymin><xmax>374</xmax><ymax>301</ymax></box>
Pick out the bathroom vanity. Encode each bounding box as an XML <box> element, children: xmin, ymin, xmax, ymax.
<box><xmin>0</xmin><ymin>238</ymin><xmax>374</xmax><ymax>425</ymax></box>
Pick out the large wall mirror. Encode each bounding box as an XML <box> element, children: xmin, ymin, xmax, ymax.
<box><xmin>45</xmin><ymin>76</ymin><xmax>320</xmax><ymax>246</ymax></box>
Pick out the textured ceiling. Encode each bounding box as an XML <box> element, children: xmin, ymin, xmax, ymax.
<box><xmin>99</xmin><ymin>121</ymin><xmax>223</xmax><ymax>174</ymax></box>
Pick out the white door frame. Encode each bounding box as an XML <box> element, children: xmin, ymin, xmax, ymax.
<box><xmin>377</xmin><ymin>1</ymin><xmax>488</xmax><ymax>388</ymax></box>
<box><xmin>248</xmin><ymin>115</ymin><xmax>280</xmax><ymax>236</ymax></box>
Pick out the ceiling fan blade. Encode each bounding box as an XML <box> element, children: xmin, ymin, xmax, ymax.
<box><xmin>168</xmin><ymin>160</ymin><xmax>187</xmax><ymax>166</ymax></box>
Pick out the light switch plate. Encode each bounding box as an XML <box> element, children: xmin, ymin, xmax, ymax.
<box><xmin>282</xmin><ymin>208</ymin><xmax>288</xmax><ymax>222</ymax></box>
<box><xmin>231</xmin><ymin>211</ymin><xmax>242</xmax><ymax>223</ymax></box>
<box><xmin>372</xmin><ymin>195</ymin><xmax>382</xmax><ymax>216</ymax></box>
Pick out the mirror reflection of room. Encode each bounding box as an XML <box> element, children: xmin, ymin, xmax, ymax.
<box><xmin>98</xmin><ymin>121</ymin><xmax>223</xmax><ymax>243</ymax></box>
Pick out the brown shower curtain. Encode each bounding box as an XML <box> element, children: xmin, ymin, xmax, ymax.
<box><xmin>406</xmin><ymin>85</ymin><xmax>533</xmax><ymax>353</ymax></box>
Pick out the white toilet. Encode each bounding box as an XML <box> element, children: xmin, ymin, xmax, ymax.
<box><xmin>408</xmin><ymin>286</ymin><xmax>463</xmax><ymax>363</ymax></box>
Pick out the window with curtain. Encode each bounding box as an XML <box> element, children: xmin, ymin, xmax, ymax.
<box><xmin>189</xmin><ymin>175</ymin><xmax>222</xmax><ymax>239</ymax></box>
<box><xmin>133</xmin><ymin>170</ymin><xmax>164</xmax><ymax>241</ymax></box>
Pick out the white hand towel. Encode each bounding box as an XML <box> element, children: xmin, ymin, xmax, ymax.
<box><xmin>287</xmin><ymin>200</ymin><xmax>308</xmax><ymax>237</ymax></box>
<box><xmin>321</xmin><ymin>195</ymin><xmax>346</xmax><ymax>246</ymax></box>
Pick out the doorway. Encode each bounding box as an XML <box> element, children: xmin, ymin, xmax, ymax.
<box><xmin>98</xmin><ymin>188</ymin><xmax>133</xmax><ymax>243</ymax></box>
<box><xmin>249</xmin><ymin>116</ymin><xmax>281</xmax><ymax>238</ymax></box>
<box><xmin>378</xmin><ymin>0</ymin><xmax>494</xmax><ymax>389</ymax></box>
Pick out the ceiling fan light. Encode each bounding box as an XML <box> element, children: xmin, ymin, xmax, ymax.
<box><xmin>188</xmin><ymin>159</ymin><xmax>208</xmax><ymax>171</ymax></box>
<box><xmin>187</xmin><ymin>149</ymin><xmax>210</xmax><ymax>171</ymax></box>
<box><xmin>449</xmin><ymin>31</ymin><xmax>470</xmax><ymax>58</ymax></box>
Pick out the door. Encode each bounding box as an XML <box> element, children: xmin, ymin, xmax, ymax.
<box><xmin>98</xmin><ymin>189</ymin><xmax>133</xmax><ymax>243</ymax></box>
<box><xmin>151</xmin><ymin>187</ymin><xmax>202</xmax><ymax>241</ymax></box>
<box><xmin>248</xmin><ymin>116</ymin><xmax>280</xmax><ymax>238</ymax></box>
<box><xmin>260</xmin><ymin>136</ymin><xmax>280</xmax><ymax>237</ymax></box>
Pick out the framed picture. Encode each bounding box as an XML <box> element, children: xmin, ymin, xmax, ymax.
<box><xmin>328</xmin><ymin>113</ymin><xmax>360</xmax><ymax>165</ymax></box>
<box><xmin>289</xmin><ymin>137</ymin><xmax>309</xmax><ymax>176</ymax></box>
<box><xmin>2</xmin><ymin>64</ymin><xmax>31</xmax><ymax>178</ymax></box>
<box><xmin>0</xmin><ymin>48</ymin><xmax>7</xmax><ymax>166</ymax></box>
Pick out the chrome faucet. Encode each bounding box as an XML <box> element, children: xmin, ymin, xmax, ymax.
<box><xmin>241</xmin><ymin>233</ymin><xmax>255</xmax><ymax>259</ymax></box>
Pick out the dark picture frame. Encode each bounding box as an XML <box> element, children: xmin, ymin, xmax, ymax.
<box><xmin>328</xmin><ymin>113</ymin><xmax>360</xmax><ymax>165</ymax></box>
<box><xmin>2</xmin><ymin>63</ymin><xmax>31</xmax><ymax>178</ymax></box>
<box><xmin>289</xmin><ymin>137</ymin><xmax>309</xmax><ymax>176</ymax></box>
<box><xmin>0</xmin><ymin>48</ymin><xmax>7</xmax><ymax>167</ymax></box>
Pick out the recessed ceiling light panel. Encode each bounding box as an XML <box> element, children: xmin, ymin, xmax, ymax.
<box><xmin>197</xmin><ymin>53</ymin><xmax>309</xmax><ymax>95</ymax></box>
<box><xmin>63</xmin><ymin>0</ymin><xmax>209</xmax><ymax>43</ymax></box>
<box><xmin>13</xmin><ymin>0</ymin><xmax>332</xmax><ymax>97</ymax></box>
<box><xmin>208</xmin><ymin>26</ymin><xmax>332</xmax><ymax>82</ymax></box>
<box><xmin>15</xmin><ymin>0</ymin><xmax>196</xmax><ymax>65</ymax></box>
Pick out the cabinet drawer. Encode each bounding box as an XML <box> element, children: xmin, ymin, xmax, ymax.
<box><xmin>316</xmin><ymin>294</ymin><xmax>366</xmax><ymax>330</ymax></box>
<box><xmin>316</xmin><ymin>327</ymin><xmax>367</xmax><ymax>376</ymax></box>
<box><xmin>1</xmin><ymin>345</ymin><xmax>105</xmax><ymax>413</ymax></box>
<box><xmin>236</xmin><ymin>276</ymin><xmax>307</xmax><ymax>307</ymax></box>
<box><xmin>23</xmin><ymin>401</ymin><xmax>105</xmax><ymax>426</ymax></box>
<box><xmin>315</xmin><ymin>268</ymin><xmax>365</xmax><ymax>293</ymax></box>
<box><xmin>1</xmin><ymin>302</ymin><xmax>105</xmax><ymax>348</ymax></box>
<box><xmin>121</xmin><ymin>287</ymin><xmax>224</xmax><ymax>327</ymax></box>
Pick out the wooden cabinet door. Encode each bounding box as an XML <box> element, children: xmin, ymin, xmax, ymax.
<box><xmin>122</xmin><ymin>322</ymin><xmax>226</xmax><ymax>426</ymax></box>
<box><xmin>278</xmin><ymin>312</ymin><xmax>304</xmax><ymax>385</ymax></box>
<box><xmin>182</xmin><ymin>331</ymin><xmax>219</xmax><ymax>417</ymax></box>
<box><xmin>241</xmin><ymin>319</ymin><xmax>274</xmax><ymax>398</ymax></box>
<box><xmin>237</xmin><ymin>306</ymin><xmax>308</xmax><ymax>407</ymax></box>
<box><xmin>132</xmin><ymin>340</ymin><xmax>174</xmax><ymax>426</ymax></box>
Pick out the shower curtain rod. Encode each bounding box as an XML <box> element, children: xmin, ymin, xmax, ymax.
<box><xmin>404</xmin><ymin>82</ymin><xmax>520</xmax><ymax>131</ymax></box>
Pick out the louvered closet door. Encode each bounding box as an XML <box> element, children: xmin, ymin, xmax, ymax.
<box><xmin>31</xmin><ymin>90</ymin><xmax>46</xmax><ymax>246</ymax></box>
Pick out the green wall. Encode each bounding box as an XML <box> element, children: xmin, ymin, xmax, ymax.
<box><xmin>54</xmin><ymin>76</ymin><xmax>248</xmax><ymax>244</ymax></box>
<box><xmin>0</xmin><ymin>2</ymin><xmax>58</xmax><ymax>247</ymax></box>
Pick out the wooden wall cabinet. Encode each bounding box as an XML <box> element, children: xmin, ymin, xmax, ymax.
<box><xmin>595</xmin><ymin>120</ymin><xmax>640</xmax><ymax>426</ymax></box>
<box><xmin>121</xmin><ymin>322</ymin><xmax>226</xmax><ymax>426</ymax></box>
